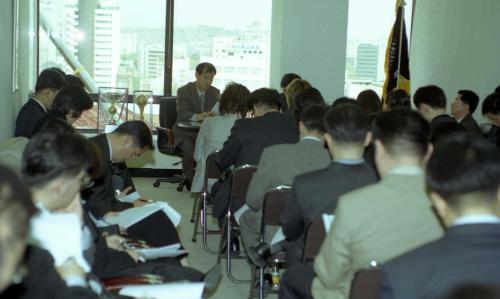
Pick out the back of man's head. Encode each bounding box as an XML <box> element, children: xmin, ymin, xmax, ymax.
<box><xmin>356</xmin><ymin>89</ymin><xmax>382</xmax><ymax>115</ymax></box>
<box><xmin>51</xmin><ymin>85</ymin><xmax>93</xmax><ymax>117</ymax></box>
<box><xmin>113</xmin><ymin>120</ymin><xmax>154</xmax><ymax>150</ymax></box>
<box><xmin>248</xmin><ymin>88</ymin><xmax>281</xmax><ymax>111</ymax></box>
<box><xmin>332</xmin><ymin>97</ymin><xmax>357</xmax><ymax>107</ymax></box>
<box><xmin>413</xmin><ymin>85</ymin><xmax>447</xmax><ymax>109</ymax></box>
<box><xmin>22</xmin><ymin>132</ymin><xmax>95</xmax><ymax>188</ymax></box>
<box><xmin>457</xmin><ymin>90</ymin><xmax>479</xmax><ymax>114</ymax></box>
<box><xmin>387</xmin><ymin>89</ymin><xmax>411</xmax><ymax>110</ymax></box>
<box><xmin>35</xmin><ymin>69</ymin><xmax>67</xmax><ymax>93</ymax></box>
<box><xmin>323</xmin><ymin>103</ymin><xmax>369</xmax><ymax>144</ymax></box>
<box><xmin>372</xmin><ymin>109</ymin><xmax>429</xmax><ymax>159</ymax></box>
<box><xmin>300</xmin><ymin>104</ymin><xmax>329</xmax><ymax>133</ymax></box>
<box><xmin>280</xmin><ymin>73</ymin><xmax>301</xmax><ymax>89</ymax></box>
<box><xmin>427</xmin><ymin>133</ymin><xmax>500</xmax><ymax>212</ymax></box>
<box><xmin>65</xmin><ymin>74</ymin><xmax>85</xmax><ymax>88</ymax></box>
<box><xmin>482</xmin><ymin>92</ymin><xmax>500</xmax><ymax>116</ymax></box>
<box><xmin>294</xmin><ymin>88</ymin><xmax>325</xmax><ymax>120</ymax></box>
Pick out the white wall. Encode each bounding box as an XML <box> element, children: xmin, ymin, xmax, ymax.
<box><xmin>0</xmin><ymin>0</ymin><xmax>37</xmax><ymax>141</ymax></box>
<box><xmin>270</xmin><ymin>0</ymin><xmax>349</xmax><ymax>103</ymax></box>
<box><xmin>411</xmin><ymin>0</ymin><xmax>500</xmax><ymax>121</ymax></box>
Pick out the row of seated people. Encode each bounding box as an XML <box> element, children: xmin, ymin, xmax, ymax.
<box><xmin>187</xmin><ymin>75</ymin><xmax>500</xmax><ymax>299</ymax></box>
<box><xmin>0</xmin><ymin>68</ymin><xmax>221</xmax><ymax>298</ymax></box>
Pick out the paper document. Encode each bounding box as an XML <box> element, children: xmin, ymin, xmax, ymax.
<box><xmin>117</xmin><ymin>191</ymin><xmax>141</xmax><ymax>203</ymax></box>
<box><xmin>119</xmin><ymin>282</ymin><xmax>205</xmax><ymax>299</ymax></box>
<box><xmin>233</xmin><ymin>204</ymin><xmax>250</xmax><ymax>225</ymax></box>
<box><xmin>137</xmin><ymin>243</ymin><xmax>187</xmax><ymax>260</ymax></box>
<box><xmin>271</xmin><ymin>227</ymin><xmax>286</xmax><ymax>245</ymax></box>
<box><xmin>105</xmin><ymin>203</ymin><xmax>164</xmax><ymax>228</ymax></box>
<box><xmin>31</xmin><ymin>211</ymin><xmax>91</xmax><ymax>272</ymax></box>
<box><xmin>322</xmin><ymin>214</ymin><xmax>335</xmax><ymax>233</ymax></box>
<box><xmin>157</xmin><ymin>201</ymin><xmax>182</xmax><ymax>227</ymax></box>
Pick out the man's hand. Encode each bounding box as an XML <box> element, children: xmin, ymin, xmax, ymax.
<box><xmin>125</xmin><ymin>250</ymin><xmax>144</xmax><ymax>263</ymax></box>
<box><xmin>117</xmin><ymin>186</ymin><xmax>133</xmax><ymax>199</ymax></box>
<box><xmin>132</xmin><ymin>199</ymin><xmax>151</xmax><ymax>207</ymax></box>
<box><xmin>105</xmin><ymin>234</ymin><xmax>126</xmax><ymax>251</ymax></box>
<box><xmin>103</xmin><ymin>211</ymin><xmax>120</xmax><ymax>219</ymax></box>
<box><xmin>56</xmin><ymin>259</ymin><xmax>86</xmax><ymax>280</ymax></box>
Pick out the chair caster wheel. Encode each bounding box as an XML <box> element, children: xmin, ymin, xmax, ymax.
<box><xmin>153</xmin><ymin>181</ymin><xmax>160</xmax><ymax>187</ymax></box>
<box><xmin>191</xmin><ymin>238</ymin><xmax>196</xmax><ymax>242</ymax></box>
<box><xmin>177</xmin><ymin>185</ymin><xmax>183</xmax><ymax>192</ymax></box>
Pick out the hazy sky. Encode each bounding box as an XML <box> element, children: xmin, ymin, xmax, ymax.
<box><xmin>121</xmin><ymin>0</ymin><xmax>272</xmax><ymax>30</ymax></box>
<box><xmin>120</xmin><ymin>0</ymin><xmax>411</xmax><ymax>38</ymax></box>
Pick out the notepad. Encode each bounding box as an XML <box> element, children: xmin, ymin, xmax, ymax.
<box><xmin>137</xmin><ymin>243</ymin><xmax>187</xmax><ymax>260</ymax></box>
<box><xmin>119</xmin><ymin>282</ymin><xmax>205</xmax><ymax>299</ymax></box>
<box><xmin>322</xmin><ymin>213</ymin><xmax>335</xmax><ymax>233</ymax></box>
<box><xmin>233</xmin><ymin>204</ymin><xmax>250</xmax><ymax>225</ymax></box>
<box><xmin>270</xmin><ymin>227</ymin><xmax>286</xmax><ymax>245</ymax></box>
<box><xmin>117</xmin><ymin>191</ymin><xmax>141</xmax><ymax>203</ymax></box>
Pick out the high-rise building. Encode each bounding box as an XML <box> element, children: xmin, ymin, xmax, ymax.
<box><xmin>356</xmin><ymin>43</ymin><xmax>379</xmax><ymax>82</ymax></box>
<box><xmin>93</xmin><ymin>0</ymin><xmax>121</xmax><ymax>88</ymax></box>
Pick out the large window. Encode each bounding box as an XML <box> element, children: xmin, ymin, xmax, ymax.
<box><xmin>172</xmin><ymin>0</ymin><xmax>271</xmax><ymax>94</ymax></box>
<box><xmin>344</xmin><ymin>0</ymin><xmax>413</xmax><ymax>98</ymax></box>
<box><xmin>38</xmin><ymin>0</ymin><xmax>271</xmax><ymax>130</ymax></box>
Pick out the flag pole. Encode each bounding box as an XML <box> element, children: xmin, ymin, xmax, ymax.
<box><xmin>396</xmin><ymin>0</ymin><xmax>406</xmax><ymax>89</ymax></box>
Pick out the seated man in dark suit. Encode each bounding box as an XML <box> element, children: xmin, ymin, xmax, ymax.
<box><xmin>173</xmin><ymin>62</ymin><xmax>220</xmax><ymax>189</ymax></box>
<box><xmin>214</xmin><ymin>88</ymin><xmax>299</xmax><ymax>219</ymax></box>
<box><xmin>280</xmin><ymin>103</ymin><xmax>378</xmax><ymax>266</ymax></box>
<box><xmin>15</xmin><ymin>68</ymin><xmax>67</xmax><ymax>138</ymax></box>
<box><xmin>451</xmin><ymin>90</ymin><xmax>481</xmax><ymax>134</ymax></box>
<box><xmin>380</xmin><ymin>133</ymin><xmax>500</xmax><ymax>299</ymax></box>
<box><xmin>239</xmin><ymin>104</ymin><xmax>331</xmax><ymax>256</ymax></box>
<box><xmin>0</xmin><ymin>165</ymin><xmax>100</xmax><ymax>299</ymax></box>
<box><xmin>84</xmin><ymin>121</ymin><xmax>181</xmax><ymax>247</ymax></box>
<box><xmin>413</xmin><ymin>85</ymin><xmax>458</xmax><ymax>141</ymax></box>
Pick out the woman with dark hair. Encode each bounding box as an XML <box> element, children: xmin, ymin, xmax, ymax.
<box><xmin>191</xmin><ymin>82</ymin><xmax>250</xmax><ymax>193</ymax></box>
<box><xmin>482</xmin><ymin>92</ymin><xmax>500</xmax><ymax>150</ymax></box>
<box><xmin>30</xmin><ymin>85</ymin><xmax>93</xmax><ymax>138</ymax></box>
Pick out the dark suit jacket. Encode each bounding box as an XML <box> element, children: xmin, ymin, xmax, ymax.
<box><xmin>459</xmin><ymin>113</ymin><xmax>481</xmax><ymax>134</ymax></box>
<box><xmin>29</xmin><ymin>110</ymin><xmax>67</xmax><ymax>138</ymax></box>
<box><xmin>15</xmin><ymin>98</ymin><xmax>47</xmax><ymax>138</ymax></box>
<box><xmin>173</xmin><ymin>82</ymin><xmax>219</xmax><ymax>147</ymax></box>
<box><xmin>380</xmin><ymin>223</ymin><xmax>500</xmax><ymax>299</ymax></box>
<box><xmin>0</xmin><ymin>246</ymin><xmax>99</xmax><ymax>299</ymax></box>
<box><xmin>84</xmin><ymin>134</ymin><xmax>133</xmax><ymax>217</ymax></box>
<box><xmin>216</xmin><ymin>111</ymin><xmax>299</xmax><ymax>170</ymax></box>
<box><xmin>280</xmin><ymin>161</ymin><xmax>378</xmax><ymax>263</ymax></box>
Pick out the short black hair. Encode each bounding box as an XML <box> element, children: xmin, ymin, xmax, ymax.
<box><xmin>300</xmin><ymin>104</ymin><xmax>329</xmax><ymax>133</ymax></box>
<box><xmin>495</xmin><ymin>86</ymin><xmax>500</xmax><ymax>94</ymax></box>
<box><xmin>458</xmin><ymin>90</ymin><xmax>480</xmax><ymax>114</ymax></box>
<box><xmin>219</xmin><ymin>82</ymin><xmax>250</xmax><ymax>117</ymax></box>
<box><xmin>413</xmin><ymin>85</ymin><xmax>447</xmax><ymax>109</ymax></box>
<box><xmin>427</xmin><ymin>133</ymin><xmax>500</xmax><ymax>207</ymax></box>
<box><xmin>387</xmin><ymin>89</ymin><xmax>411</xmax><ymax>110</ymax></box>
<box><xmin>324</xmin><ymin>103</ymin><xmax>369</xmax><ymax>143</ymax></box>
<box><xmin>51</xmin><ymin>86</ymin><xmax>93</xmax><ymax>117</ymax></box>
<box><xmin>356</xmin><ymin>89</ymin><xmax>381</xmax><ymax>115</ymax></box>
<box><xmin>35</xmin><ymin>69</ymin><xmax>67</xmax><ymax>93</ymax></box>
<box><xmin>247</xmin><ymin>88</ymin><xmax>281</xmax><ymax>111</ymax></box>
<box><xmin>280</xmin><ymin>73</ymin><xmax>301</xmax><ymax>89</ymax></box>
<box><xmin>195</xmin><ymin>62</ymin><xmax>216</xmax><ymax>75</ymax></box>
<box><xmin>332</xmin><ymin>97</ymin><xmax>357</xmax><ymax>107</ymax></box>
<box><xmin>113</xmin><ymin>120</ymin><xmax>154</xmax><ymax>150</ymax></box>
<box><xmin>48</xmin><ymin>67</ymin><xmax>66</xmax><ymax>77</ymax></box>
<box><xmin>482</xmin><ymin>93</ymin><xmax>500</xmax><ymax>115</ymax></box>
<box><xmin>65</xmin><ymin>74</ymin><xmax>85</xmax><ymax>88</ymax></box>
<box><xmin>372</xmin><ymin>109</ymin><xmax>430</xmax><ymax>158</ymax></box>
<box><xmin>294</xmin><ymin>88</ymin><xmax>325</xmax><ymax>120</ymax></box>
<box><xmin>22</xmin><ymin>132</ymin><xmax>95</xmax><ymax>187</ymax></box>
<box><xmin>0</xmin><ymin>165</ymin><xmax>36</xmax><ymax>243</ymax></box>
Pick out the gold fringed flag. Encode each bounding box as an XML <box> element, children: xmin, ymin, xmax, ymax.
<box><xmin>382</xmin><ymin>0</ymin><xmax>411</xmax><ymax>107</ymax></box>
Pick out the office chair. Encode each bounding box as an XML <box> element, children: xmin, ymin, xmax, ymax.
<box><xmin>152</xmin><ymin>97</ymin><xmax>186</xmax><ymax>191</ymax></box>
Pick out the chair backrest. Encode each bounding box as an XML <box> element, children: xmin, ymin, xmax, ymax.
<box><xmin>302</xmin><ymin>218</ymin><xmax>327</xmax><ymax>263</ymax></box>
<box><xmin>349</xmin><ymin>267</ymin><xmax>381</xmax><ymax>299</ymax></box>
<box><xmin>261</xmin><ymin>186</ymin><xmax>292</xmax><ymax>233</ymax></box>
<box><xmin>230</xmin><ymin>164</ymin><xmax>258</xmax><ymax>200</ymax></box>
<box><xmin>204</xmin><ymin>151</ymin><xmax>222</xmax><ymax>192</ymax></box>
<box><xmin>156</xmin><ymin>126</ymin><xmax>176</xmax><ymax>154</ymax></box>
<box><xmin>158</xmin><ymin>97</ymin><xmax>177</xmax><ymax>130</ymax></box>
